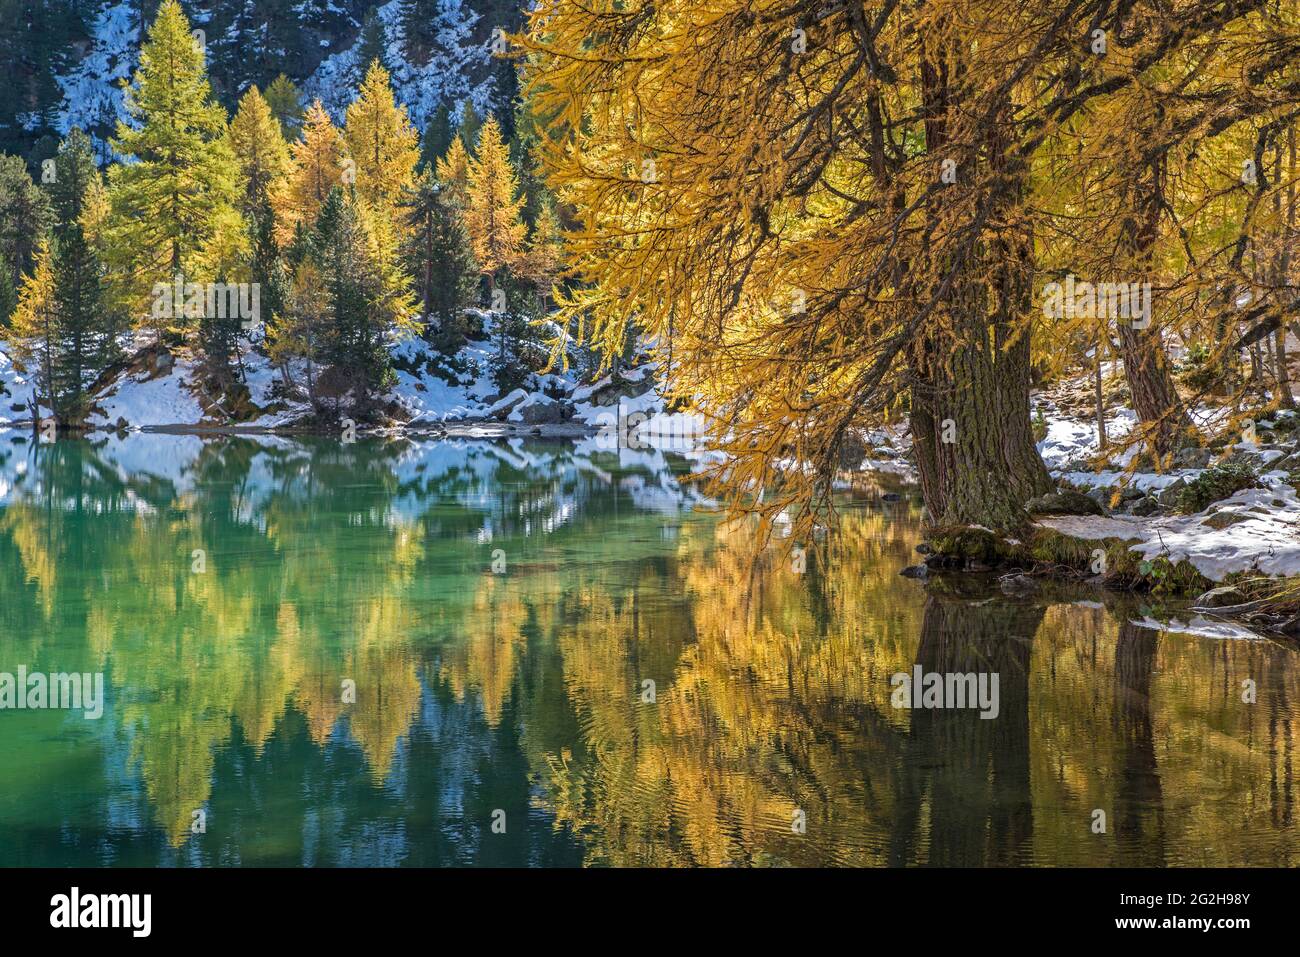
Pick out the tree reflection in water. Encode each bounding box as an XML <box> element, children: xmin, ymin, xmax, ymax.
<box><xmin>0</xmin><ymin>434</ymin><xmax>1295</xmax><ymax>866</ymax></box>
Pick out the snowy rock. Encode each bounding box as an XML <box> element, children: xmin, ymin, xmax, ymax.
<box><xmin>486</xmin><ymin>389</ymin><xmax>529</xmax><ymax>421</ymax></box>
<box><xmin>514</xmin><ymin>395</ymin><xmax>568</xmax><ymax>425</ymax></box>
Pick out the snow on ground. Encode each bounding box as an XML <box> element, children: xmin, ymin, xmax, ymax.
<box><xmin>1035</xmin><ymin>404</ymin><xmax>1139</xmax><ymax>470</ymax></box>
<box><xmin>1038</xmin><ymin>484</ymin><xmax>1300</xmax><ymax>582</ymax></box>
<box><xmin>88</xmin><ymin>357</ymin><xmax>207</xmax><ymax>430</ymax></box>
<box><xmin>0</xmin><ymin>349</ymin><xmax>39</xmax><ymax>426</ymax></box>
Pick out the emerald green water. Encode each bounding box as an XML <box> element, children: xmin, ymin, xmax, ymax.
<box><xmin>0</xmin><ymin>433</ymin><xmax>1296</xmax><ymax>866</ymax></box>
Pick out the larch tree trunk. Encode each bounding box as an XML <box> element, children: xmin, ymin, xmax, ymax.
<box><xmin>1119</xmin><ymin>155</ymin><xmax>1190</xmax><ymax>457</ymax></box>
<box><xmin>909</xmin><ymin>40</ymin><xmax>1053</xmax><ymax>533</ymax></box>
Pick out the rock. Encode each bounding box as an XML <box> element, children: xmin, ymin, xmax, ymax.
<box><xmin>486</xmin><ymin>388</ymin><xmax>530</xmax><ymax>421</ymax></box>
<box><xmin>1201</xmin><ymin>511</ymin><xmax>1250</xmax><ymax>529</ymax></box>
<box><xmin>1278</xmin><ymin>616</ymin><xmax>1300</xmax><ymax>637</ymax></box>
<box><xmin>1026</xmin><ymin>490</ymin><xmax>1105</xmax><ymax>516</ymax></box>
<box><xmin>1223</xmin><ymin>449</ymin><xmax>1265</xmax><ymax>470</ymax></box>
<box><xmin>999</xmin><ymin>573</ymin><xmax>1038</xmax><ymax>595</ymax></box>
<box><xmin>1119</xmin><ymin>484</ymin><xmax>1145</xmax><ymax>501</ymax></box>
<box><xmin>1173</xmin><ymin>446</ymin><xmax>1212</xmax><ymax>469</ymax></box>
<box><xmin>881</xmin><ymin>492</ymin><xmax>903</xmax><ymax>502</ymax></box>
<box><xmin>1129</xmin><ymin>496</ymin><xmax>1161</xmax><ymax>516</ymax></box>
<box><xmin>153</xmin><ymin>349</ymin><xmax>174</xmax><ymax>376</ymax></box>
<box><xmin>915</xmin><ymin>542</ymin><xmax>933</xmax><ymax>555</ymax></box>
<box><xmin>1156</xmin><ymin>478</ymin><xmax>1186</xmax><ymax>507</ymax></box>
<box><xmin>1193</xmin><ymin>585</ymin><xmax>1248</xmax><ymax>608</ymax></box>
<box><xmin>900</xmin><ymin>564</ymin><xmax>929</xmax><ymax>579</ymax></box>
<box><xmin>517</xmin><ymin>395</ymin><xmax>565</xmax><ymax>425</ymax></box>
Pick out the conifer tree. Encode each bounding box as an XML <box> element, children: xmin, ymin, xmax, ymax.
<box><xmin>342</xmin><ymin>61</ymin><xmax>420</xmax><ymax>214</ymax></box>
<box><xmin>8</xmin><ymin>243</ymin><xmax>58</xmax><ymax>414</ymax></box>
<box><xmin>464</xmin><ymin>116</ymin><xmax>525</xmax><ymax>280</ymax></box>
<box><xmin>44</xmin><ymin>130</ymin><xmax>119</xmax><ymax>420</ymax></box>
<box><xmin>0</xmin><ymin>154</ymin><xmax>53</xmax><ymax>324</ymax></box>
<box><xmin>228</xmin><ymin>86</ymin><xmax>292</xmax><ymax>218</ymax></box>
<box><xmin>420</xmin><ymin>103</ymin><xmax>454</xmax><ymax>171</ymax></box>
<box><xmin>522</xmin><ymin>195</ymin><xmax>563</xmax><ymax>307</ymax></box>
<box><xmin>272</xmin><ymin>187</ymin><xmax>417</xmax><ymax>411</ymax></box>
<box><xmin>264</xmin><ymin>74</ymin><xmax>306</xmax><ymax>139</ymax></box>
<box><xmin>457</xmin><ymin>101</ymin><xmax>482</xmax><ymax>154</ymax></box>
<box><xmin>104</xmin><ymin>0</ymin><xmax>241</xmax><ymax>337</ymax></box>
<box><xmin>275</xmin><ymin>100</ymin><xmax>345</xmax><ymax>242</ymax></box>
<box><xmin>354</xmin><ymin>9</ymin><xmax>390</xmax><ymax>86</ymax></box>
<box><xmin>435</xmin><ymin>135</ymin><xmax>472</xmax><ymax>210</ymax></box>
<box><xmin>402</xmin><ymin>168</ymin><xmax>476</xmax><ymax>351</ymax></box>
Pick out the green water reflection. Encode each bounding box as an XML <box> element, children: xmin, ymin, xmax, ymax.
<box><xmin>0</xmin><ymin>433</ymin><xmax>1294</xmax><ymax>866</ymax></box>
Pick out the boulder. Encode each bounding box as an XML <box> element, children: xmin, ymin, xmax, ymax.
<box><xmin>1193</xmin><ymin>585</ymin><xmax>1248</xmax><ymax>608</ymax></box>
<box><xmin>1173</xmin><ymin>446</ymin><xmax>1212</xmax><ymax>469</ymax></box>
<box><xmin>1026</xmin><ymin>489</ymin><xmax>1105</xmax><ymax>516</ymax></box>
<box><xmin>899</xmin><ymin>564</ymin><xmax>929</xmax><ymax>579</ymax></box>
<box><xmin>1129</xmin><ymin>496</ymin><xmax>1161</xmax><ymax>516</ymax></box>
<box><xmin>1201</xmin><ymin>511</ymin><xmax>1249</xmax><ymax>530</ymax></box>
<box><xmin>517</xmin><ymin>395</ymin><xmax>567</xmax><ymax>425</ymax></box>
<box><xmin>486</xmin><ymin>388</ymin><xmax>529</xmax><ymax>421</ymax></box>
<box><xmin>999</xmin><ymin>573</ymin><xmax>1038</xmax><ymax>595</ymax></box>
<box><xmin>1156</xmin><ymin>478</ymin><xmax>1186</xmax><ymax>507</ymax></box>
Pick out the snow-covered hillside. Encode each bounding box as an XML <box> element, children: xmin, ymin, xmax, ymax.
<box><xmin>13</xmin><ymin>0</ymin><xmax>504</xmax><ymax>158</ymax></box>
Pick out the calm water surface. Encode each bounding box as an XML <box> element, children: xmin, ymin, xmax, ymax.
<box><xmin>0</xmin><ymin>433</ymin><xmax>1295</xmax><ymax>866</ymax></box>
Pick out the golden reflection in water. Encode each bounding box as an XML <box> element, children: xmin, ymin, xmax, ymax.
<box><xmin>0</xmin><ymin>438</ymin><xmax>1295</xmax><ymax>864</ymax></box>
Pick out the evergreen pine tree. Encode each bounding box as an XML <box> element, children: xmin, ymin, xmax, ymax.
<box><xmin>457</xmin><ymin>101</ymin><xmax>483</xmax><ymax>154</ymax></box>
<box><xmin>353</xmin><ymin>8</ymin><xmax>390</xmax><ymax>86</ymax></box>
<box><xmin>420</xmin><ymin>103</ymin><xmax>455</xmax><ymax>172</ymax></box>
<box><xmin>402</xmin><ymin>168</ymin><xmax>476</xmax><ymax>352</ymax></box>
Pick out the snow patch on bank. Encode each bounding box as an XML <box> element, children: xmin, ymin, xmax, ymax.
<box><xmin>89</xmin><ymin>358</ymin><xmax>207</xmax><ymax>430</ymax></box>
<box><xmin>1038</xmin><ymin>484</ymin><xmax>1300</xmax><ymax>582</ymax></box>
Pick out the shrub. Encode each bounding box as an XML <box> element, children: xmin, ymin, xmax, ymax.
<box><xmin>1176</xmin><ymin>461</ymin><xmax>1263</xmax><ymax>514</ymax></box>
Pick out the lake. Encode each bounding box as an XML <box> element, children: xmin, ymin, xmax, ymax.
<box><xmin>0</xmin><ymin>433</ymin><xmax>1295</xmax><ymax>866</ymax></box>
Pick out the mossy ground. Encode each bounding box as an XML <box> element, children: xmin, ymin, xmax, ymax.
<box><xmin>926</xmin><ymin>523</ymin><xmax>1299</xmax><ymax>602</ymax></box>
